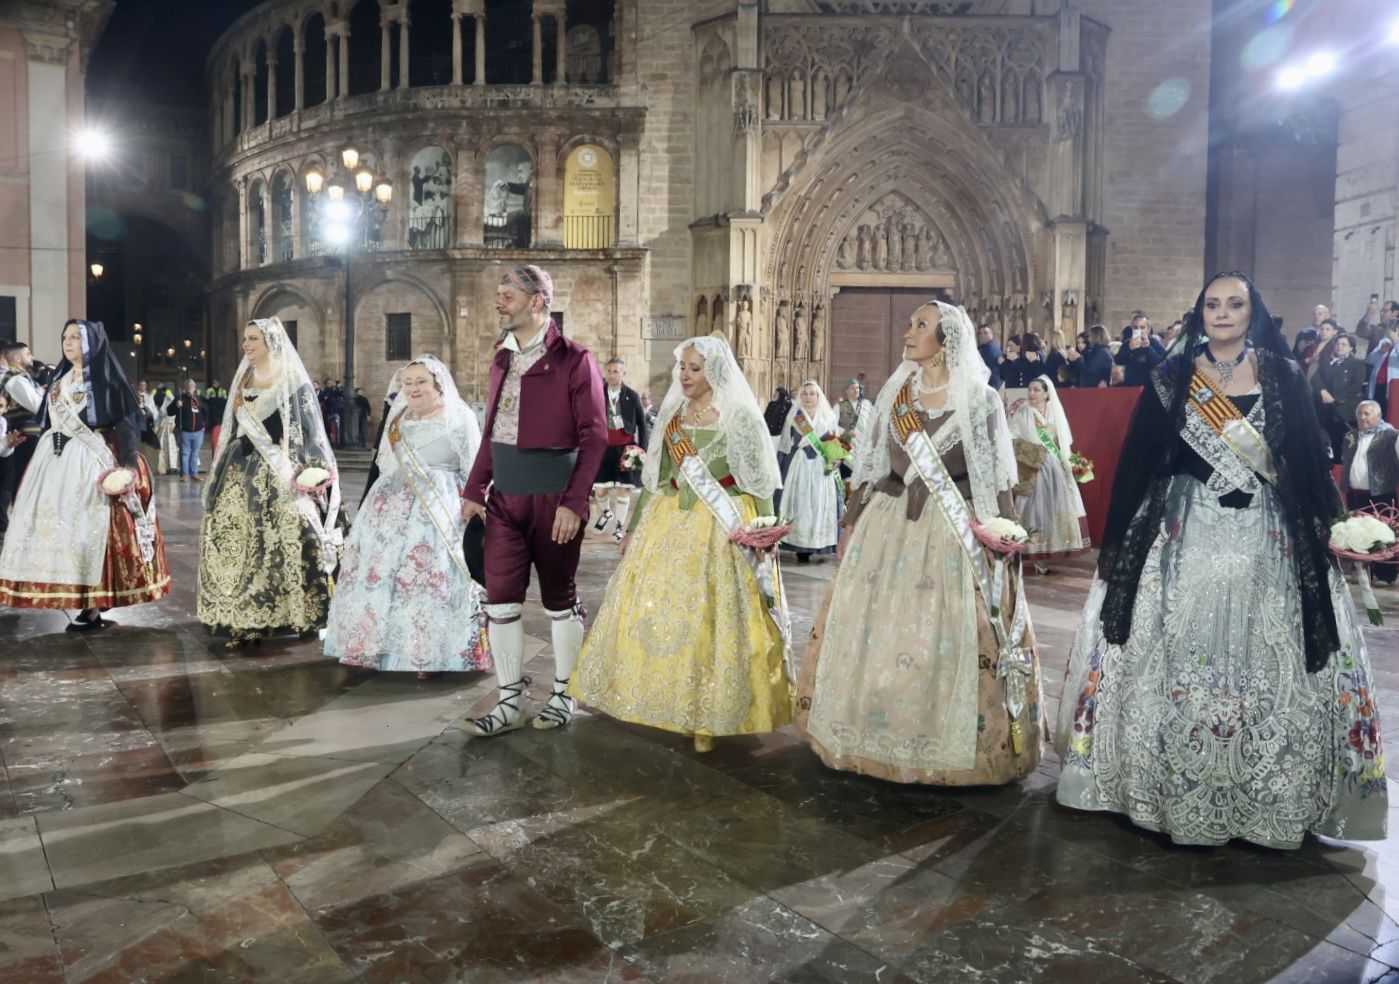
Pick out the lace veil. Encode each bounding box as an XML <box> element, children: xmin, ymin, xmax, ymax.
<box><xmin>850</xmin><ymin>301</ymin><xmax>1016</xmax><ymax>521</ymax></box>
<box><xmin>205</xmin><ymin>317</ymin><xmax>339</xmax><ymax>505</ymax></box>
<box><xmin>376</xmin><ymin>355</ymin><xmax>481</xmax><ymax>479</ymax></box>
<box><xmin>641</xmin><ymin>333</ymin><xmax>782</xmax><ymax>500</ymax></box>
<box><xmin>778</xmin><ymin>380</ymin><xmax>838</xmax><ymax>456</ymax></box>
<box><xmin>1026</xmin><ymin>374</ymin><xmax>1074</xmax><ymax>453</ymax></box>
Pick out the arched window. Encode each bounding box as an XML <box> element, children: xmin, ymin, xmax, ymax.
<box><xmin>409</xmin><ymin>147</ymin><xmax>453</xmax><ymax>250</ymax></box>
<box><xmin>303</xmin><ymin>14</ymin><xmax>328</xmax><ymax>107</ymax></box>
<box><xmin>253</xmin><ymin>41</ymin><xmax>269</xmax><ymax>125</ymax></box>
<box><xmin>565</xmin><ymin>0</ymin><xmax>614</xmax><ymax>82</ymax></box>
<box><xmin>231</xmin><ymin>57</ymin><xmax>243</xmax><ymax>133</ymax></box>
<box><xmin>484</xmin><ymin>145</ymin><xmax>533</xmax><ymax>249</ymax></box>
<box><xmin>346</xmin><ymin>0</ymin><xmax>382</xmax><ymax>96</ymax></box>
<box><xmin>272</xmin><ymin>171</ymin><xmax>294</xmax><ymax>262</ymax></box>
<box><xmin>300</xmin><ymin>160</ymin><xmax>323</xmax><ymax>254</ymax></box>
<box><xmin>249</xmin><ymin>180</ymin><xmax>268</xmax><ymax>265</ymax></box>
<box><xmin>274</xmin><ymin>27</ymin><xmax>295</xmax><ymax>117</ymax></box>
<box><xmin>409</xmin><ymin>0</ymin><xmax>454</xmax><ymax>86</ymax></box>
<box><xmin>485</xmin><ymin>0</ymin><xmax>531</xmax><ymax>84</ymax></box>
<box><xmin>562</xmin><ymin>144</ymin><xmax>615</xmax><ymax>248</ymax></box>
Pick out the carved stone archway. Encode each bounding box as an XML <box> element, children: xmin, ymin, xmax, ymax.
<box><xmin>757</xmin><ymin>39</ymin><xmax>1048</xmax><ymax>391</ymax></box>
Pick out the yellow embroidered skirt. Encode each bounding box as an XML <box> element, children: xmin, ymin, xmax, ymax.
<box><xmin>570</xmin><ymin>491</ymin><xmax>793</xmax><ymax>738</ymax></box>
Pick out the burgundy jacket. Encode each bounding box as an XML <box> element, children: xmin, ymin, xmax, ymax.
<box><xmin>464</xmin><ymin>321</ymin><xmax>607</xmax><ymax>518</ymax></box>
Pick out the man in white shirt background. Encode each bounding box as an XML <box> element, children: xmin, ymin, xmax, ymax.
<box><xmin>1341</xmin><ymin>400</ymin><xmax>1399</xmax><ymax>585</ymax></box>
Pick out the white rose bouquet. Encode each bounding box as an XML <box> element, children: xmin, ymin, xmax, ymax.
<box><xmin>96</xmin><ymin>467</ymin><xmax>135</xmax><ymax>498</ymax></box>
<box><xmin>619</xmin><ymin>445</ymin><xmax>646</xmax><ymax>472</ymax></box>
<box><xmin>292</xmin><ymin>464</ymin><xmax>335</xmax><ymax>497</ymax></box>
<box><xmin>972</xmin><ymin>517</ymin><xmax>1031</xmax><ymax>555</ymax></box>
<box><xmin>1329</xmin><ymin>505</ymin><xmax>1399</xmax><ymax>626</ymax></box>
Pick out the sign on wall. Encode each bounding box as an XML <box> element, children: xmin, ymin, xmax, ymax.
<box><xmin>642</xmin><ymin>315</ymin><xmax>686</xmax><ymax>340</ymax></box>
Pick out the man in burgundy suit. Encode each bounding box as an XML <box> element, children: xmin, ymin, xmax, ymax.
<box><xmin>462</xmin><ymin>265</ymin><xmax>606</xmax><ymax>736</ymax></box>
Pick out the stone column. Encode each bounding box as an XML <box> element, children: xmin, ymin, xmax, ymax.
<box><xmin>261</xmin><ymin>185</ymin><xmax>273</xmax><ymax>266</ymax></box>
<box><xmin>398</xmin><ymin>12</ymin><xmax>411</xmax><ymax>89</ymax></box>
<box><xmin>475</xmin><ymin>15</ymin><xmax>486</xmax><ymax>84</ymax></box>
<box><xmin>555</xmin><ymin>14</ymin><xmax>566</xmax><ymax>84</ymax></box>
<box><xmin>266</xmin><ymin>53</ymin><xmax>278</xmax><ymax>121</ymax></box>
<box><xmin>324</xmin><ymin>30</ymin><xmax>336</xmax><ymax>99</ymax></box>
<box><xmin>293</xmin><ymin>37</ymin><xmax>305</xmax><ymax>110</ymax></box>
<box><xmin>238</xmin><ymin>179</ymin><xmax>250</xmax><ymax>270</ymax></box>
<box><xmin>380</xmin><ymin>17</ymin><xmax>392</xmax><ymax>90</ymax></box>
<box><xmin>338</xmin><ymin>25</ymin><xmax>350</xmax><ymax>98</ymax></box>
<box><xmin>532</xmin><ymin>14</ymin><xmax>542</xmax><ymax>85</ymax></box>
<box><xmin>451</xmin><ymin>13</ymin><xmax>463</xmax><ymax>84</ymax></box>
<box><xmin>241</xmin><ymin>63</ymin><xmax>254</xmax><ymax>130</ymax></box>
<box><xmin>534</xmin><ymin>127</ymin><xmax>561</xmax><ymax>245</ymax></box>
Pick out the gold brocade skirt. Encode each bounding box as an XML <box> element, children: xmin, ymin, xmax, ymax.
<box><xmin>570</xmin><ymin>491</ymin><xmax>794</xmax><ymax>738</ymax></box>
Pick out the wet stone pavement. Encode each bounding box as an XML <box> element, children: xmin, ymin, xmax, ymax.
<box><xmin>1</xmin><ymin>472</ymin><xmax>1398</xmax><ymax>983</ymax></box>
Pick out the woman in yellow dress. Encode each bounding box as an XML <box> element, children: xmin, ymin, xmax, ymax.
<box><xmin>570</xmin><ymin>334</ymin><xmax>793</xmax><ymax>752</ymax></box>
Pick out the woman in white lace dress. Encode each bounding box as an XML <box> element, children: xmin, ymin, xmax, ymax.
<box><xmin>1008</xmin><ymin>375</ymin><xmax>1088</xmax><ymax>570</ymax></box>
<box><xmin>325</xmin><ymin>356</ymin><xmax>489</xmax><ymax>678</ymax></box>
<box><xmin>1055</xmin><ymin>272</ymin><xmax>1387</xmax><ymax>847</ymax></box>
<box><xmin>777</xmin><ymin>381</ymin><xmax>842</xmax><ymax>562</ymax></box>
<box><xmin>795</xmin><ymin>301</ymin><xmax>1041</xmax><ymax>786</ymax></box>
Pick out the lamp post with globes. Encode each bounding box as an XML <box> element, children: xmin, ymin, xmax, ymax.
<box><xmin>304</xmin><ymin>147</ymin><xmax>393</xmax><ymax>447</ymax></box>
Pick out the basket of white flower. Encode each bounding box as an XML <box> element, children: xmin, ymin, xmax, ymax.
<box><xmin>971</xmin><ymin>516</ymin><xmax>1031</xmax><ymax>555</ymax></box>
<box><xmin>1329</xmin><ymin>504</ymin><xmax>1399</xmax><ymax>626</ymax></box>
<box><xmin>96</xmin><ymin>467</ymin><xmax>135</xmax><ymax>498</ymax></box>
<box><xmin>292</xmin><ymin>464</ymin><xmax>335</xmax><ymax>498</ymax></box>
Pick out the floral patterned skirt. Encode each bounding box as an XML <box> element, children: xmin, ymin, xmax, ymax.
<box><xmin>324</xmin><ymin>471</ymin><xmax>487</xmax><ymax>673</ymax></box>
<box><xmin>1055</xmin><ymin>476</ymin><xmax>1388</xmax><ymax>847</ymax></box>
<box><xmin>794</xmin><ymin>490</ymin><xmax>1043</xmax><ymax>786</ymax></box>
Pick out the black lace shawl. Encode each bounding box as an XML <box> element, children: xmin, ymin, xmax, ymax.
<box><xmin>1096</xmin><ymin>274</ymin><xmax>1343</xmax><ymax>672</ymax></box>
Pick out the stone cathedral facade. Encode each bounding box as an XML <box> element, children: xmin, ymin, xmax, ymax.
<box><xmin>206</xmin><ymin>0</ymin><xmax>1211</xmax><ymax>403</ymax></box>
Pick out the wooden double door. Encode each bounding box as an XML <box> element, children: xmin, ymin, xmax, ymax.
<box><xmin>827</xmin><ymin>288</ymin><xmax>940</xmax><ymax>397</ymax></box>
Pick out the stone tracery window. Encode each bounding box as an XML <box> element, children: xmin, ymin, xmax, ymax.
<box><xmin>272</xmin><ymin>171</ymin><xmax>294</xmax><ymax>263</ymax></box>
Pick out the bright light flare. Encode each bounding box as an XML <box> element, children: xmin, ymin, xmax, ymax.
<box><xmin>1388</xmin><ymin>18</ymin><xmax>1399</xmax><ymax>45</ymax></box>
<box><xmin>324</xmin><ymin>199</ymin><xmax>352</xmax><ymax>223</ymax></box>
<box><xmin>1277</xmin><ymin>65</ymin><xmax>1307</xmax><ymax>91</ymax></box>
<box><xmin>325</xmin><ymin>224</ymin><xmax>350</xmax><ymax>246</ymax></box>
<box><xmin>75</xmin><ymin>127</ymin><xmax>112</xmax><ymax>161</ymax></box>
<box><xmin>1304</xmin><ymin>51</ymin><xmax>1336</xmax><ymax>78</ymax></box>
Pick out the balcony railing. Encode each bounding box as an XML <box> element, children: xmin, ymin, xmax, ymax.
<box><xmin>408</xmin><ymin>213</ymin><xmax>452</xmax><ymax>251</ymax></box>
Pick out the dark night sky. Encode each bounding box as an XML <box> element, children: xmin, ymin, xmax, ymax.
<box><xmin>87</xmin><ymin>0</ymin><xmax>264</xmax><ymax>107</ymax></box>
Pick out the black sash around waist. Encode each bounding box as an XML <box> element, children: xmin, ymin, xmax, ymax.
<box><xmin>490</xmin><ymin>442</ymin><xmax>578</xmax><ymax>495</ymax></box>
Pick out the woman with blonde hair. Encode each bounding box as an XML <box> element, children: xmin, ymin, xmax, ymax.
<box><xmin>796</xmin><ymin>301</ymin><xmax>1041</xmax><ymax>786</ymax></box>
<box><xmin>571</xmin><ymin>334</ymin><xmax>793</xmax><ymax>752</ymax></box>
<box><xmin>197</xmin><ymin>318</ymin><xmax>344</xmax><ymax>648</ymax></box>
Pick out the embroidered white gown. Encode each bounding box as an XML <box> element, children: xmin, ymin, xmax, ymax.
<box><xmin>324</xmin><ymin>414</ymin><xmax>488</xmax><ymax>673</ymax></box>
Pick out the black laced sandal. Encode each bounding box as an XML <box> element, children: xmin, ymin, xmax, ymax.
<box><xmin>532</xmin><ymin>677</ymin><xmax>577</xmax><ymax>730</ymax></box>
<box><xmin>466</xmin><ymin>676</ymin><xmax>531</xmax><ymax>736</ymax></box>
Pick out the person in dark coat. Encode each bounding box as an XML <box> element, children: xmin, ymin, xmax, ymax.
<box><xmin>1115</xmin><ymin>315</ymin><xmax>1167</xmax><ymax>386</ymax></box>
<box><xmin>1079</xmin><ymin>325</ymin><xmax>1115</xmax><ymax>388</ymax></box>
<box><xmin>977</xmin><ymin>323</ymin><xmax>1003</xmax><ymax>389</ymax></box>
<box><xmin>591</xmin><ymin>357</ymin><xmax>649</xmax><ymax>543</ymax></box>
<box><xmin>1314</xmin><ymin>333</ymin><xmax>1366</xmax><ymax>464</ymax></box>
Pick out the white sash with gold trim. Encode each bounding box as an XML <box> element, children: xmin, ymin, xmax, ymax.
<box><xmin>52</xmin><ymin>385</ymin><xmax>157</xmax><ymax>565</ymax></box>
<box><xmin>900</xmin><ymin>423</ymin><xmax>1036</xmax><ymax>754</ymax></box>
<box><xmin>387</xmin><ymin>411</ymin><xmax>472</xmax><ymax>582</ymax></box>
<box><xmin>673</xmin><ymin>452</ymin><xmax>794</xmax><ymax>674</ymax></box>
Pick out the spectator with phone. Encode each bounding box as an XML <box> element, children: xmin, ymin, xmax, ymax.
<box><xmin>1114</xmin><ymin>311</ymin><xmax>1166</xmax><ymax>386</ymax></box>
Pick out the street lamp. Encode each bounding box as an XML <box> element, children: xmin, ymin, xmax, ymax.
<box><xmin>89</xmin><ymin>262</ymin><xmax>104</xmax><ymax>280</ymax></box>
<box><xmin>304</xmin><ymin>146</ymin><xmax>393</xmax><ymax>448</ymax></box>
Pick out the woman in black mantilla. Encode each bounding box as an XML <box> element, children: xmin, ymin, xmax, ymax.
<box><xmin>590</xmin><ymin>356</ymin><xmax>649</xmax><ymax>542</ymax></box>
<box><xmin>197</xmin><ymin>318</ymin><xmax>346</xmax><ymax>648</ymax></box>
<box><xmin>1054</xmin><ymin>272</ymin><xmax>1387</xmax><ymax>848</ymax></box>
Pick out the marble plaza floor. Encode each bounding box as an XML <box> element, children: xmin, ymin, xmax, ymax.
<box><xmin>1</xmin><ymin>473</ymin><xmax>1398</xmax><ymax>983</ymax></box>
